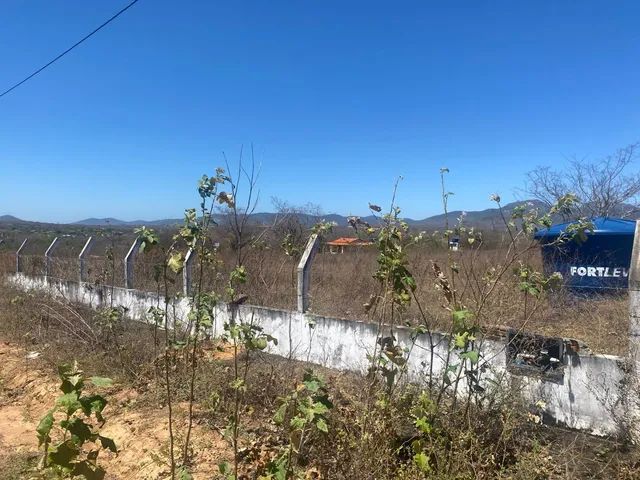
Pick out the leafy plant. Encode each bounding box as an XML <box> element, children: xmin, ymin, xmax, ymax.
<box><xmin>136</xmin><ymin>167</ymin><xmax>232</xmax><ymax>478</ymax></box>
<box><xmin>408</xmin><ymin>390</ymin><xmax>437</xmax><ymax>474</ymax></box>
<box><xmin>261</xmin><ymin>369</ymin><xmax>333</xmax><ymax>480</ymax></box>
<box><xmin>36</xmin><ymin>362</ymin><xmax>116</xmax><ymax>479</ymax></box>
<box><xmin>220</xmin><ymin>309</ymin><xmax>277</xmax><ymax>479</ymax></box>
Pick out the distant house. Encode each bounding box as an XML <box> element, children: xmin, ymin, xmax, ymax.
<box><xmin>325</xmin><ymin>237</ymin><xmax>373</xmax><ymax>254</ymax></box>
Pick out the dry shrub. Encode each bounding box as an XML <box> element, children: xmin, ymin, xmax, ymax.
<box><xmin>0</xmin><ymin>225</ymin><xmax>629</xmax><ymax>356</ymax></box>
<box><xmin>0</xmin><ymin>280</ymin><xmax>638</xmax><ymax>479</ymax></box>
<box><xmin>222</xmin><ymin>242</ymin><xmax>628</xmax><ymax>355</ymax></box>
<box><xmin>0</xmin><ymin>282</ymin><xmax>158</xmax><ymax>383</ymax></box>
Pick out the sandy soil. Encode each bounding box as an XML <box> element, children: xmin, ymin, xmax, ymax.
<box><xmin>0</xmin><ymin>341</ymin><xmax>230</xmax><ymax>479</ymax></box>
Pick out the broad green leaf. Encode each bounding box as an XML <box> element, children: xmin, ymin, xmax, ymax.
<box><xmin>414</xmin><ymin>452</ymin><xmax>431</xmax><ymax>472</ymax></box>
<box><xmin>71</xmin><ymin>461</ymin><xmax>106</xmax><ymax>480</ymax></box>
<box><xmin>168</xmin><ymin>252</ymin><xmax>184</xmax><ymax>273</ymax></box>
<box><xmin>302</xmin><ymin>378</ymin><xmax>320</xmax><ymax>393</ymax></box>
<box><xmin>66</xmin><ymin>418</ymin><xmax>93</xmax><ymax>446</ymax></box>
<box><xmin>178</xmin><ymin>466</ymin><xmax>194</xmax><ymax>480</ymax></box>
<box><xmin>273</xmin><ymin>402</ymin><xmax>288</xmax><ymax>425</ymax></box>
<box><xmin>254</xmin><ymin>337</ymin><xmax>268</xmax><ymax>350</ymax></box>
<box><xmin>67</xmin><ymin>374</ymin><xmax>84</xmax><ymax>389</ymax></box>
<box><xmin>415</xmin><ymin>416</ymin><xmax>432</xmax><ymax>434</ymax></box>
<box><xmin>49</xmin><ymin>440</ymin><xmax>80</xmax><ymax>468</ymax></box>
<box><xmin>460</xmin><ymin>350</ymin><xmax>479</xmax><ymax>364</ymax></box>
<box><xmin>218</xmin><ymin>461</ymin><xmax>232</xmax><ymax>475</ymax></box>
<box><xmin>89</xmin><ymin>377</ymin><xmax>113</xmax><ymax>388</ymax></box>
<box><xmin>452</xmin><ymin>309</ymin><xmax>472</xmax><ymax>324</ymax></box>
<box><xmin>315</xmin><ymin>417</ymin><xmax>328</xmax><ymax>433</ymax></box>
<box><xmin>290</xmin><ymin>416</ymin><xmax>306</xmax><ymax>430</ymax></box>
<box><xmin>57</xmin><ymin>392</ymin><xmax>82</xmax><ymax>416</ymax></box>
<box><xmin>80</xmin><ymin>395</ymin><xmax>108</xmax><ymax>422</ymax></box>
<box><xmin>135</xmin><ymin>227</ymin><xmax>159</xmax><ymax>254</ymax></box>
<box><xmin>454</xmin><ymin>332</ymin><xmax>468</xmax><ymax>349</ymax></box>
<box><xmin>312</xmin><ymin>402</ymin><xmax>330</xmax><ymax>416</ymax></box>
<box><xmin>36</xmin><ymin>410</ymin><xmax>54</xmax><ymax>446</ymax></box>
<box><xmin>230</xmin><ymin>378</ymin><xmax>245</xmax><ymax>391</ymax></box>
<box><xmin>264</xmin><ymin>455</ymin><xmax>288</xmax><ymax>480</ymax></box>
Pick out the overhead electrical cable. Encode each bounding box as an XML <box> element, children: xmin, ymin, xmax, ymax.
<box><xmin>0</xmin><ymin>0</ymin><xmax>141</xmax><ymax>99</ymax></box>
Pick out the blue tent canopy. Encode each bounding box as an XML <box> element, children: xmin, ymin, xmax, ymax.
<box><xmin>535</xmin><ymin>217</ymin><xmax>637</xmax><ymax>293</ymax></box>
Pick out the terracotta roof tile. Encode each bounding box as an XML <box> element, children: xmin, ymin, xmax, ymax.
<box><xmin>326</xmin><ymin>237</ymin><xmax>373</xmax><ymax>246</ymax></box>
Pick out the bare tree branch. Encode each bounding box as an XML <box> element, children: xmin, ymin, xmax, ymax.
<box><xmin>525</xmin><ymin>142</ymin><xmax>640</xmax><ymax>219</ymax></box>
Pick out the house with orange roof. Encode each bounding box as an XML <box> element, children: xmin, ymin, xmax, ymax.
<box><xmin>325</xmin><ymin>237</ymin><xmax>373</xmax><ymax>254</ymax></box>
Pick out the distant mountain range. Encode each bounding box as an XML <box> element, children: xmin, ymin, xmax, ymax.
<box><xmin>0</xmin><ymin>200</ymin><xmax>550</xmax><ymax>229</ymax></box>
<box><xmin>72</xmin><ymin>217</ymin><xmax>184</xmax><ymax>227</ymax></box>
<box><xmin>0</xmin><ymin>215</ymin><xmax>23</xmax><ymax>223</ymax></box>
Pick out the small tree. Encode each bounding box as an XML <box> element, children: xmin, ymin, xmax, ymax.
<box><xmin>525</xmin><ymin>142</ymin><xmax>640</xmax><ymax>219</ymax></box>
<box><xmin>36</xmin><ymin>362</ymin><xmax>116</xmax><ymax>478</ymax></box>
<box><xmin>271</xmin><ymin>198</ymin><xmax>324</xmax><ymax>255</ymax></box>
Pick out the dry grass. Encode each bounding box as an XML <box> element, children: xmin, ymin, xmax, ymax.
<box><xmin>0</xmin><ymin>282</ymin><xmax>638</xmax><ymax>479</ymax></box>
<box><xmin>0</xmin><ymin>234</ymin><xmax>630</xmax><ymax>356</ymax></box>
<box><xmin>220</xmin><ymin>244</ymin><xmax>630</xmax><ymax>355</ymax></box>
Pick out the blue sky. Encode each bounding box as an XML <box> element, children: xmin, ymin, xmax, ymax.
<box><xmin>1</xmin><ymin>1</ymin><xmax>639</xmax><ymax>223</ymax></box>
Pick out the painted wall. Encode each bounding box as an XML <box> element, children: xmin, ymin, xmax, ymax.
<box><xmin>6</xmin><ymin>273</ymin><xmax>627</xmax><ymax>437</ymax></box>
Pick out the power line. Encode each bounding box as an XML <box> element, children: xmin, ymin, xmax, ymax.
<box><xmin>0</xmin><ymin>0</ymin><xmax>141</xmax><ymax>99</ymax></box>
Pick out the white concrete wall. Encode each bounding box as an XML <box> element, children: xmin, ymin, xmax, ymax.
<box><xmin>6</xmin><ymin>273</ymin><xmax>626</xmax><ymax>437</ymax></box>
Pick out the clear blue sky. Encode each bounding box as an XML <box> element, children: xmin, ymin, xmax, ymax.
<box><xmin>1</xmin><ymin>1</ymin><xmax>639</xmax><ymax>223</ymax></box>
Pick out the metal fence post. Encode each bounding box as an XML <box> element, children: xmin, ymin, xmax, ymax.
<box><xmin>124</xmin><ymin>237</ymin><xmax>142</xmax><ymax>289</ymax></box>
<box><xmin>183</xmin><ymin>248</ymin><xmax>195</xmax><ymax>296</ymax></box>
<box><xmin>78</xmin><ymin>237</ymin><xmax>94</xmax><ymax>283</ymax></box>
<box><xmin>297</xmin><ymin>234</ymin><xmax>320</xmax><ymax>313</ymax></box>
<box><xmin>16</xmin><ymin>238</ymin><xmax>28</xmax><ymax>273</ymax></box>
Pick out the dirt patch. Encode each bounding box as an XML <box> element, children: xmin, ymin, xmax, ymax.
<box><xmin>0</xmin><ymin>342</ymin><xmax>230</xmax><ymax>479</ymax></box>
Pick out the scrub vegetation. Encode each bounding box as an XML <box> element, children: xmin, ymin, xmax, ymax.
<box><xmin>0</xmin><ymin>164</ymin><xmax>638</xmax><ymax>479</ymax></box>
<box><xmin>0</xmin><ymin>214</ymin><xmax>629</xmax><ymax>355</ymax></box>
